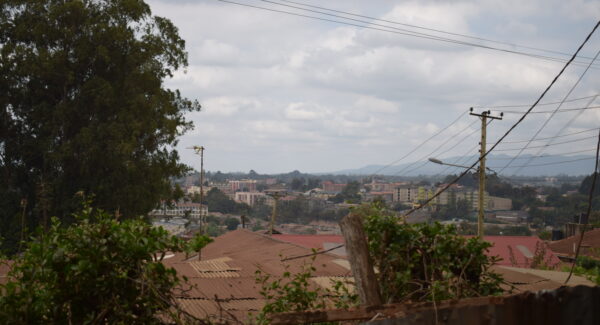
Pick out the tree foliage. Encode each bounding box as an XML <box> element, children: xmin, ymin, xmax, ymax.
<box><xmin>358</xmin><ymin>204</ymin><xmax>504</xmax><ymax>303</ymax></box>
<box><xmin>201</xmin><ymin>188</ymin><xmax>249</xmax><ymax>214</ymax></box>
<box><xmin>0</xmin><ymin>205</ymin><xmax>195</xmax><ymax>324</ymax></box>
<box><xmin>0</xmin><ymin>0</ymin><xmax>200</xmax><ymax>252</ymax></box>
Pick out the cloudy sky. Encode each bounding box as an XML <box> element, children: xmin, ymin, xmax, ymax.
<box><xmin>148</xmin><ymin>0</ymin><xmax>600</xmax><ymax>175</ymax></box>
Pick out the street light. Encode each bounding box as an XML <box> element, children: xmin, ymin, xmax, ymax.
<box><xmin>428</xmin><ymin>157</ymin><xmax>497</xmax><ymax>175</ymax></box>
<box><xmin>429</xmin><ymin>157</ymin><xmax>498</xmax><ymax>237</ymax></box>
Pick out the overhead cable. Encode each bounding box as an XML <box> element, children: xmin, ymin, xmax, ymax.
<box><xmin>493</xmin><ymin>135</ymin><xmax>597</xmax><ymax>152</ymax></box>
<box><xmin>489</xmin><ymin>156</ymin><xmax>596</xmax><ymax>169</ymax></box>
<box><xmin>393</xmin><ymin>120</ymin><xmax>479</xmax><ymax>177</ymax></box>
<box><xmin>488</xmin><ymin>128</ymin><xmax>600</xmax><ymax>144</ymax></box>
<box><xmin>498</xmin><ymin>46</ymin><xmax>600</xmax><ymax>173</ymax></box>
<box><xmin>277</xmin><ymin>0</ymin><xmax>598</xmax><ymax>63</ymax></box>
<box><xmin>500</xmin><ymin>105</ymin><xmax>600</xmax><ymax>114</ymax></box>
<box><xmin>402</xmin><ymin>20</ymin><xmax>600</xmax><ymax>218</ymax></box>
<box><xmin>473</xmin><ymin>94</ymin><xmax>599</xmax><ymax>109</ymax></box>
<box><xmin>368</xmin><ymin>110</ymin><xmax>468</xmax><ymax>176</ymax></box>
<box><xmin>217</xmin><ymin>0</ymin><xmax>599</xmax><ymax>68</ymax></box>
<box><xmin>565</xmin><ymin>128</ymin><xmax>600</xmax><ymax>285</ymax></box>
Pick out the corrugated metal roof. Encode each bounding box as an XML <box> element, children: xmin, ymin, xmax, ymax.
<box><xmin>167</xmin><ymin>229</ymin><xmax>352</xmax><ymax>322</ymax></box>
<box><xmin>549</xmin><ymin>228</ymin><xmax>600</xmax><ymax>258</ymax></box>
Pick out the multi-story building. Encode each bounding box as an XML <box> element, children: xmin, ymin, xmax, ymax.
<box><xmin>234</xmin><ymin>192</ymin><xmax>266</xmax><ymax>206</ymax></box>
<box><xmin>487</xmin><ymin>196</ymin><xmax>512</xmax><ymax>211</ymax></box>
<box><xmin>393</xmin><ymin>184</ymin><xmax>509</xmax><ymax>212</ymax></box>
<box><xmin>230</xmin><ymin>179</ymin><xmax>257</xmax><ymax>192</ymax></box>
<box><xmin>368</xmin><ymin>181</ymin><xmax>406</xmax><ymax>192</ymax></box>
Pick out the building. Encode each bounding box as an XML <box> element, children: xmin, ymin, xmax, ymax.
<box><xmin>275</xmin><ymin>234</ymin><xmax>560</xmax><ymax>268</ymax></box>
<box><xmin>487</xmin><ymin>196</ymin><xmax>512</xmax><ymax>211</ymax></box>
<box><xmin>322</xmin><ymin>181</ymin><xmax>346</xmax><ymax>193</ymax></box>
<box><xmin>549</xmin><ymin>228</ymin><xmax>600</xmax><ymax>260</ymax></box>
<box><xmin>366</xmin><ymin>191</ymin><xmax>394</xmax><ymax>203</ymax></box>
<box><xmin>234</xmin><ymin>191</ymin><xmax>266</xmax><ymax>206</ymax></box>
<box><xmin>163</xmin><ymin>229</ymin><xmax>351</xmax><ymax>322</ymax></box>
<box><xmin>229</xmin><ymin>179</ymin><xmax>257</xmax><ymax>192</ymax></box>
<box><xmin>208</xmin><ymin>182</ymin><xmax>231</xmax><ymax>194</ymax></box>
<box><xmin>149</xmin><ymin>202</ymin><xmax>208</xmax><ymax>219</ymax></box>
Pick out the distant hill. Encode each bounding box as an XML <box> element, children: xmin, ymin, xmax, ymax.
<box><xmin>327</xmin><ymin>154</ymin><xmax>596</xmax><ymax>177</ymax></box>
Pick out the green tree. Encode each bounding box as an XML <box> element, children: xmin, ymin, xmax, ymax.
<box><xmin>0</xmin><ymin>0</ymin><xmax>200</xmax><ymax>252</ymax></box>
<box><xmin>358</xmin><ymin>203</ymin><xmax>503</xmax><ymax>303</ymax></box>
<box><xmin>188</xmin><ymin>233</ymin><xmax>213</xmax><ymax>261</ymax></box>
<box><xmin>0</xmin><ymin>206</ymin><xmax>195</xmax><ymax>324</ymax></box>
<box><xmin>224</xmin><ymin>217</ymin><xmax>240</xmax><ymax>231</ymax></box>
<box><xmin>204</xmin><ymin>188</ymin><xmax>242</xmax><ymax>214</ymax></box>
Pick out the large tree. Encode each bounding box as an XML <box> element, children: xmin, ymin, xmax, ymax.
<box><xmin>0</xmin><ymin>0</ymin><xmax>199</xmax><ymax>250</ymax></box>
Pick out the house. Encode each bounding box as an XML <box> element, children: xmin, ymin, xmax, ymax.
<box><xmin>234</xmin><ymin>191</ymin><xmax>266</xmax><ymax>206</ymax></box>
<box><xmin>274</xmin><ymin>234</ymin><xmax>560</xmax><ymax>268</ymax></box>
<box><xmin>163</xmin><ymin>229</ymin><xmax>352</xmax><ymax>322</ymax></box>
<box><xmin>149</xmin><ymin>202</ymin><xmax>208</xmax><ymax>219</ymax></box>
<box><xmin>549</xmin><ymin>228</ymin><xmax>600</xmax><ymax>260</ymax></box>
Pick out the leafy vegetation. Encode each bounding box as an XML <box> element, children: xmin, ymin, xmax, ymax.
<box><xmin>329</xmin><ymin>181</ymin><xmax>361</xmax><ymax>204</ymax></box>
<box><xmin>564</xmin><ymin>255</ymin><xmax>600</xmax><ymax>285</ymax></box>
<box><xmin>359</xmin><ymin>204</ymin><xmax>504</xmax><ymax>303</ymax></box>
<box><xmin>0</xmin><ymin>0</ymin><xmax>200</xmax><ymax>253</ymax></box>
<box><xmin>194</xmin><ymin>188</ymin><xmax>249</xmax><ymax>215</ymax></box>
<box><xmin>253</xmin><ymin>255</ymin><xmax>357</xmax><ymax>324</ymax></box>
<box><xmin>0</xmin><ymin>205</ymin><xmax>197</xmax><ymax>324</ymax></box>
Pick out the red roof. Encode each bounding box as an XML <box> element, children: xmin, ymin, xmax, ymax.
<box><xmin>548</xmin><ymin>228</ymin><xmax>600</xmax><ymax>258</ymax></box>
<box><xmin>478</xmin><ymin>236</ymin><xmax>561</xmax><ymax>267</ymax></box>
<box><xmin>272</xmin><ymin>234</ymin><xmax>344</xmax><ymax>250</ymax></box>
<box><xmin>274</xmin><ymin>234</ymin><xmax>560</xmax><ymax>268</ymax></box>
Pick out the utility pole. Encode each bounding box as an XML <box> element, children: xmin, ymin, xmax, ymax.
<box><xmin>189</xmin><ymin>146</ymin><xmax>206</xmax><ymax>231</ymax></box>
<box><xmin>265</xmin><ymin>189</ymin><xmax>286</xmax><ymax>235</ymax></box>
<box><xmin>470</xmin><ymin>108</ymin><xmax>502</xmax><ymax>237</ymax></box>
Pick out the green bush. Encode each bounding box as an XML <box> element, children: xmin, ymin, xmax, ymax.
<box><xmin>359</xmin><ymin>203</ymin><xmax>504</xmax><ymax>303</ymax></box>
<box><xmin>0</xmin><ymin>206</ymin><xmax>195</xmax><ymax>324</ymax></box>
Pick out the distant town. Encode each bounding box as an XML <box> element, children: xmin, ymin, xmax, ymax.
<box><xmin>151</xmin><ymin>170</ymin><xmax>591</xmax><ymax>241</ymax></box>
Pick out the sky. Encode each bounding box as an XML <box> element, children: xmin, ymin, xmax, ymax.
<box><xmin>147</xmin><ymin>0</ymin><xmax>600</xmax><ymax>175</ymax></box>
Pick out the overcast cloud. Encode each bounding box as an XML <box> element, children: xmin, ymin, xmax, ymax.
<box><xmin>148</xmin><ymin>0</ymin><xmax>600</xmax><ymax>174</ymax></box>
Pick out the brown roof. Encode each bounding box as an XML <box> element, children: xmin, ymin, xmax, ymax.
<box><xmin>548</xmin><ymin>228</ymin><xmax>600</xmax><ymax>258</ymax></box>
<box><xmin>166</xmin><ymin>229</ymin><xmax>353</xmax><ymax>322</ymax></box>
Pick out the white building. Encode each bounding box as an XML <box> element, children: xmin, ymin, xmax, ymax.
<box><xmin>149</xmin><ymin>202</ymin><xmax>208</xmax><ymax>219</ymax></box>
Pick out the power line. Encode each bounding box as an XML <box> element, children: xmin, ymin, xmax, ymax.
<box><xmin>488</xmin><ymin>128</ymin><xmax>600</xmax><ymax>144</ymax></box>
<box><xmin>498</xmin><ymin>45</ymin><xmax>600</xmax><ymax>173</ymax></box>
<box><xmin>489</xmin><ymin>156</ymin><xmax>596</xmax><ymax>169</ymax></box>
<box><xmin>392</xmin><ymin>120</ymin><xmax>479</xmax><ymax>177</ymax></box>
<box><xmin>217</xmin><ymin>0</ymin><xmax>599</xmax><ymax>68</ymax></box>
<box><xmin>492</xmin><ymin>135</ymin><xmax>598</xmax><ymax>152</ymax></box>
<box><xmin>473</xmin><ymin>94</ymin><xmax>600</xmax><ymax>109</ymax></box>
<box><xmin>509</xmin><ymin>95</ymin><xmax>599</xmax><ymax>175</ymax></box>
<box><xmin>490</xmin><ymin>147</ymin><xmax>597</xmax><ymax>160</ymax></box>
<box><xmin>369</xmin><ymin>110</ymin><xmax>469</xmax><ymax>176</ymax></box>
<box><xmin>403</xmin><ymin>20</ymin><xmax>600</xmax><ymax>218</ymax></box>
<box><xmin>501</xmin><ymin>105</ymin><xmax>600</xmax><ymax>114</ymax></box>
<box><xmin>274</xmin><ymin>0</ymin><xmax>599</xmax><ymax>64</ymax></box>
<box><xmin>565</xmin><ymin>127</ymin><xmax>600</xmax><ymax>285</ymax></box>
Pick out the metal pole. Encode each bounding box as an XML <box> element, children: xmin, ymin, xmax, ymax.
<box><xmin>199</xmin><ymin>146</ymin><xmax>205</xmax><ymax>232</ymax></box>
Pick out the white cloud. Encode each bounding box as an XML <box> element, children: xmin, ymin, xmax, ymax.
<box><xmin>147</xmin><ymin>0</ymin><xmax>600</xmax><ymax>173</ymax></box>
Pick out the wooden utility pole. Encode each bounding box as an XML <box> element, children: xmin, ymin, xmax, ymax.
<box><xmin>470</xmin><ymin>108</ymin><xmax>502</xmax><ymax>237</ymax></box>
<box><xmin>265</xmin><ymin>190</ymin><xmax>286</xmax><ymax>235</ymax></box>
<box><xmin>339</xmin><ymin>212</ymin><xmax>382</xmax><ymax>306</ymax></box>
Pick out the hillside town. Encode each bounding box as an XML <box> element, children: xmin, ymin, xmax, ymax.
<box><xmin>2</xmin><ymin>0</ymin><xmax>600</xmax><ymax>324</ymax></box>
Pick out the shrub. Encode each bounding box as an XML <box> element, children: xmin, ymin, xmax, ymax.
<box><xmin>359</xmin><ymin>203</ymin><xmax>504</xmax><ymax>303</ymax></box>
<box><xmin>0</xmin><ymin>206</ymin><xmax>196</xmax><ymax>324</ymax></box>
